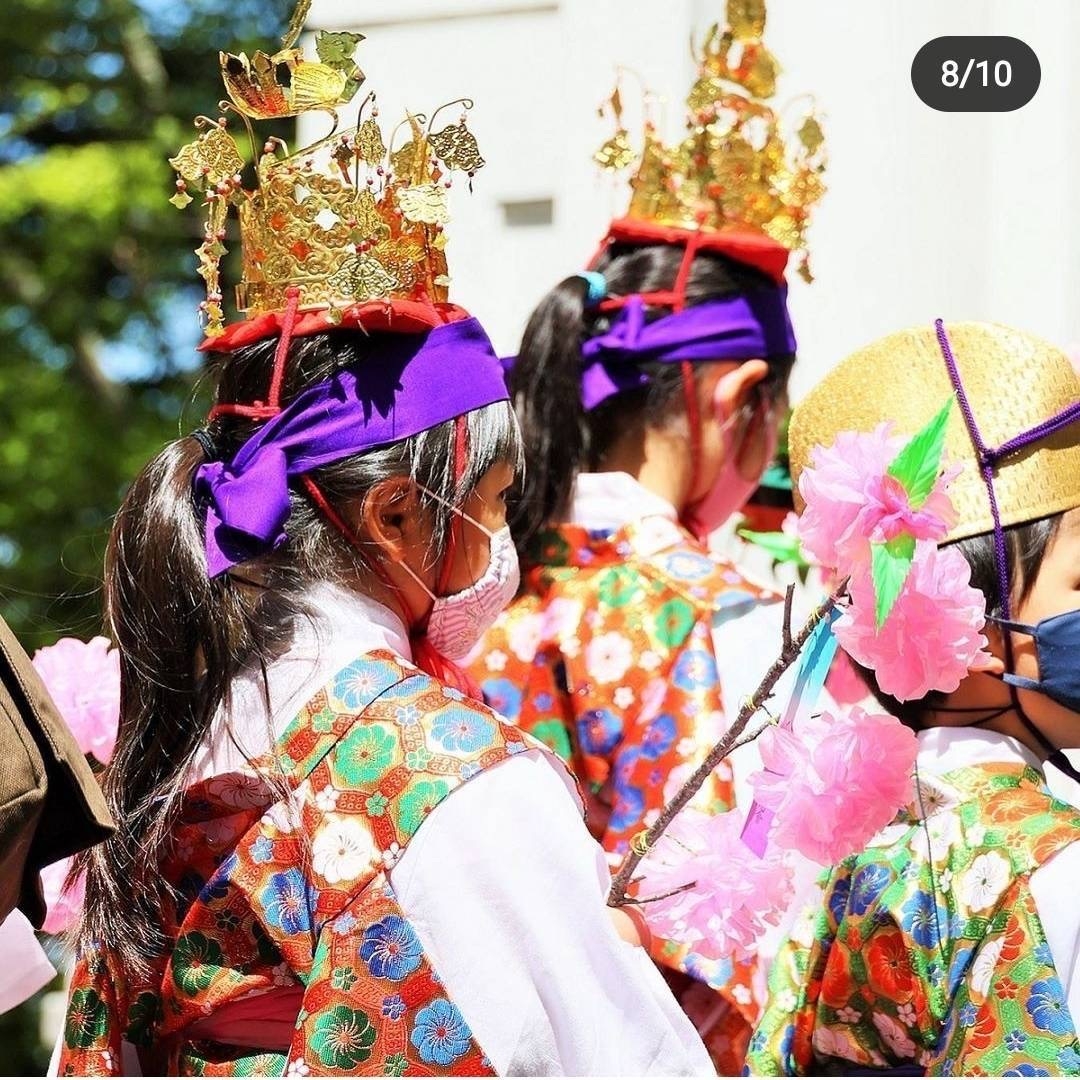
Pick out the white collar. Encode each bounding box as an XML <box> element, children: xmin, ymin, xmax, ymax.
<box><xmin>567</xmin><ymin>471</ymin><xmax>678</xmax><ymax>531</ymax></box>
<box><xmin>191</xmin><ymin>583</ymin><xmax>409</xmax><ymax>779</ymax></box>
<box><xmin>916</xmin><ymin>725</ymin><xmax>1044</xmax><ymax>774</ymax></box>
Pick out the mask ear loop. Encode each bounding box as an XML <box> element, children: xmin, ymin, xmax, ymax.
<box><xmin>300</xmin><ymin>475</ymin><xmax>483</xmax><ymax>698</ymax></box>
<box><xmin>935</xmin><ymin>319</ymin><xmax>1080</xmax><ymax>780</ymax></box>
<box><xmin>433</xmin><ymin>415</ymin><xmax>469</xmax><ymax>598</ymax></box>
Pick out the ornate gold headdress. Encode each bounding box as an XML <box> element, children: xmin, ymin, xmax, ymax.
<box><xmin>168</xmin><ymin>0</ymin><xmax>485</xmax><ymax>340</ymax></box>
<box><xmin>594</xmin><ymin>0</ymin><xmax>826</xmax><ymax>282</ymax></box>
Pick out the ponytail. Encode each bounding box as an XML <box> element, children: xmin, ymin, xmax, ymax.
<box><xmin>509</xmin><ymin>275</ymin><xmax>593</xmax><ymax>554</ymax></box>
<box><xmin>76</xmin><ymin>330</ymin><xmax>523</xmax><ymax>974</ymax></box>
<box><xmin>508</xmin><ymin>245</ymin><xmax>796</xmax><ymax>558</ymax></box>
<box><xmin>78</xmin><ymin>435</ymin><xmax>266</xmax><ymax>972</ymax></box>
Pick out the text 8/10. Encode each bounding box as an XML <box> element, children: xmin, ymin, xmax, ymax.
<box><xmin>942</xmin><ymin>59</ymin><xmax>1011</xmax><ymax>89</ymax></box>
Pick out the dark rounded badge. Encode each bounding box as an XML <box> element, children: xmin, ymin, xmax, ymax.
<box><xmin>912</xmin><ymin>36</ymin><xmax>1040</xmax><ymax>112</ymax></box>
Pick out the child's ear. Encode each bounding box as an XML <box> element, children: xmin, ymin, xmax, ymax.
<box><xmin>711</xmin><ymin>359</ymin><xmax>769</xmax><ymax>421</ymax></box>
<box><xmin>361</xmin><ymin>478</ymin><xmax>422</xmax><ymax>561</ymax></box>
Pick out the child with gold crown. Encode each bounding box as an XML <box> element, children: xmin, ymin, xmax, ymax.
<box><xmin>54</xmin><ymin>7</ymin><xmax>714</xmax><ymax>1075</ymax></box>
<box><xmin>746</xmin><ymin>321</ymin><xmax>1080</xmax><ymax>1074</ymax></box>
<box><xmin>466</xmin><ymin>0</ymin><xmax>826</xmax><ymax>1070</ymax></box>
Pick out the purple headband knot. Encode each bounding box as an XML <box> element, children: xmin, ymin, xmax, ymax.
<box><xmin>579</xmin><ymin>289</ymin><xmax>796</xmax><ymax>410</ymax></box>
<box><xmin>194</xmin><ymin>317</ymin><xmax>509</xmax><ymax>577</ymax></box>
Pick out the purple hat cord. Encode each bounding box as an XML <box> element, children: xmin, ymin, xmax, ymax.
<box><xmin>936</xmin><ymin>319</ymin><xmax>1080</xmax><ymax>767</ymax></box>
<box><xmin>194</xmin><ymin>317</ymin><xmax>509</xmax><ymax>577</ymax></box>
<box><xmin>935</xmin><ymin>319</ymin><xmax>1080</xmax><ymax>622</ymax></box>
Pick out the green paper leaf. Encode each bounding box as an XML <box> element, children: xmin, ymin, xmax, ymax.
<box><xmin>316</xmin><ymin>30</ymin><xmax>365</xmax><ymax>66</ymax></box>
<box><xmin>737</xmin><ymin>528</ymin><xmax>809</xmax><ymax>568</ymax></box>
<box><xmin>871</xmin><ymin>533</ymin><xmax>916</xmax><ymax>628</ymax></box>
<box><xmin>886</xmin><ymin>397</ymin><xmax>954</xmax><ymax>509</ymax></box>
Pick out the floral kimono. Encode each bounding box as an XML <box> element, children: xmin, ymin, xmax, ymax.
<box><xmin>58</xmin><ymin>652</ymin><xmax>519</xmax><ymax>1076</ymax></box>
<box><xmin>747</xmin><ymin>728</ymin><xmax>1080</xmax><ymax>1076</ymax></box>
<box><xmin>467</xmin><ymin>474</ymin><xmax>778</xmax><ymax>1073</ymax></box>
<box><xmin>57</xmin><ymin>584</ymin><xmax>712</xmax><ymax>1078</ymax></box>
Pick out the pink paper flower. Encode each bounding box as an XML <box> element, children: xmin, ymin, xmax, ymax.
<box><xmin>861</xmin><ymin>467</ymin><xmax>958</xmax><ymax>546</ymax></box>
<box><xmin>797</xmin><ymin>424</ymin><xmax>902</xmax><ymax>569</ymax></box>
<box><xmin>634</xmin><ymin>808</ymin><xmax>793</xmax><ymax>962</ymax></box>
<box><xmin>798</xmin><ymin>425</ymin><xmax>957</xmax><ymax>573</ymax></box>
<box><xmin>32</xmin><ymin>636</ymin><xmax>121</xmax><ymax>764</ymax></box>
<box><xmin>749</xmin><ymin>705</ymin><xmax>918</xmax><ymax>865</ymax></box>
<box><xmin>40</xmin><ymin>858</ymin><xmax>85</xmax><ymax>936</ymax></box>
<box><xmin>835</xmin><ymin>544</ymin><xmax>991</xmax><ymax>701</ymax></box>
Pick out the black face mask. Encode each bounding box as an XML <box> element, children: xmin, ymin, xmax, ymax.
<box><xmin>992</xmin><ymin>608</ymin><xmax>1080</xmax><ymax>715</ymax></box>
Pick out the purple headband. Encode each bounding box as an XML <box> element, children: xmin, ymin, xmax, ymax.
<box><xmin>579</xmin><ymin>290</ymin><xmax>796</xmax><ymax>410</ymax></box>
<box><xmin>194</xmin><ymin>317</ymin><xmax>509</xmax><ymax>577</ymax></box>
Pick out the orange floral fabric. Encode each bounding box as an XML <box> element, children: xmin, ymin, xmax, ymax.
<box><xmin>467</xmin><ymin>516</ymin><xmax>779</xmax><ymax>1072</ymax></box>
<box><xmin>58</xmin><ymin>650</ymin><xmax>540</xmax><ymax>1076</ymax></box>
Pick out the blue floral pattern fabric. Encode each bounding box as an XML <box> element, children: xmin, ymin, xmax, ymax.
<box><xmin>747</xmin><ymin>761</ymin><xmax>1080</xmax><ymax>1076</ymax></box>
<box><xmin>58</xmin><ymin>651</ymin><xmax>538</xmax><ymax>1076</ymax></box>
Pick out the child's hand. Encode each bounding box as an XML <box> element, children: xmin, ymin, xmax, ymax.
<box><xmin>609</xmin><ymin>904</ymin><xmax>651</xmax><ymax>950</ymax></box>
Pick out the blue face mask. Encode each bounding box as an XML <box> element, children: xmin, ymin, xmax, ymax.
<box><xmin>994</xmin><ymin>608</ymin><xmax>1080</xmax><ymax>714</ymax></box>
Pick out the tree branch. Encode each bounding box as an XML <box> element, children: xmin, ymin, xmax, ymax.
<box><xmin>608</xmin><ymin>581</ymin><xmax>846</xmax><ymax>907</ymax></box>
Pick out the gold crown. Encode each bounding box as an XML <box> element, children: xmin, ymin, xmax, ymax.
<box><xmin>789</xmin><ymin>323</ymin><xmax>1080</xmax><ymax>542</ymax></box>
<box><xmin>594</xmin><ymin>0</ymin><xmax>826</xmax><ymax>281</ymax></box>
<box><xmin>168</xmin><ymin>0</ymin><xmax>485</xmax><ymax>338</ymax></box>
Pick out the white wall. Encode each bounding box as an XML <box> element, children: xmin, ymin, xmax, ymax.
<box><xmin>303</xmin><ymin>0</ymin><xmax>1080</xmax><ymax>398</ymax></box>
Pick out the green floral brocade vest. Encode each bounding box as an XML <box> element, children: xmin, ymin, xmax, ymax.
<box><xmin>747</xmin><ymin>761</ymin><xmax>1080</xmax><ymax>1077</ymax></box>
<box><xmin>59</xmin><ymin>651</ymin><xmax>543</xmax><ymax>1076</ymax></box>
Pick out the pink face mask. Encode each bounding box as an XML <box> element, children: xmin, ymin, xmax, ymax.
<box><xmin>683</xmin><ymin>371</ymin><xmax>778</xmax><ymax>542</ymax></box>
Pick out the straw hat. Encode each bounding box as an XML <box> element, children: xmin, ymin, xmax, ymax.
<box><xmin>789</xmin><ymin>322</ymin><xmax>1080</xmax><ymax>542</ymax></box>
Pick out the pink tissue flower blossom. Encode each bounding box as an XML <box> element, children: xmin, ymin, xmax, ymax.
<box><xmin>634</xmin><ymin>808</ymin><xmax>793</xmax><ymax>962</ymax></box>
<box><xmin>40</xmin><ymin>858</ymin><xmax>85</xmax><ymax>936</ymax></box>
<box><xmin>797</xmin><ymin>424</ymin><xmax>901</xmax><ymax>569</ymax></box>
<box><xmin>798</xmin><ymin>425</ymin><xmax>957</xmax><ymax>573</ymax></box>
<box><xmin>31</xmin><ymin>636</ymin><xmax>120</xmax><ymax>764</ymax></box>
<box><xmin>835</xmin><ymin>544</ymin><xmax>991</xmax><ymax>701</ymax></box>
<box><xmin>749</xmin><ymin>705</ymin><xmax>918</xmax><ymax>866</ymax></box>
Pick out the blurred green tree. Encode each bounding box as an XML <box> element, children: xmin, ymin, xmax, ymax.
<box><xmin>0</xmin><ymin>2</ymin><xmax>292</xmax><ymax>1071</ymax></box>
<box><xmin>0</xmin><ymin>0</ymin><xmax>291</xmax><ymax>649</ymax></box>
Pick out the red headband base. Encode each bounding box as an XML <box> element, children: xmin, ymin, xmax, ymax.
<box><xmin>199</xmin><ymin>300</ymin><xmax>474</xmax><ymax>354</ymax></box>
<box><xmin>595</xmin><ymin>218</ymin><xmax>790</xmax><ymax>285</ymax></box>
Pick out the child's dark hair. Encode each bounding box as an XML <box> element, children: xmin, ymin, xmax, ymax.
<box><xmin>857</xmin><ymin>513</ymin><xmax>1063</xmax><ymax>729</ymax></box>
<box><xmin>509</xmin><ymin>243</ymin><xmax>796</xmax><ymax>554</ymax></box>
<box><xmin>77</xmin><ymin>330</ymin><xmax>520</xmax><ymax>975</ymax></box>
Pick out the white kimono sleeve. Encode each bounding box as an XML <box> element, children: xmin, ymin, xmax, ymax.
<box><xmin>1030</xmin><ymin>840</ymin><xmax>1080</xmax><ymax>1027</ymax></box>
<box><xmin>389</xmin><ymin>748</ymin><xmax>715</xmax><ymax>1077</ymax></box>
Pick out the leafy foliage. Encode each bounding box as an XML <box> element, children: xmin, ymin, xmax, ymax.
<box><xmin>0</xmin><ymin>0</ymin><xmax>292</xmax><ymax>647</ymax></box>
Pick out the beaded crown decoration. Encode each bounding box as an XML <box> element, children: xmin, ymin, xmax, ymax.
<box><xmin>593</xmin><ymin>0</ymin><xmax>826</xmax><ymax>282</ymax></box>
<box><xmin>168</xmin><ymin>0</ymin><xmax>485</xmax><ymax>339</ymax></box>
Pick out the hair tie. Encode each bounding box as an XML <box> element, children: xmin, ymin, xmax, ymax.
<box><xmin>575</xmin><ymin>270</ymin><xmax>608</xmax><ymax>309</ymax></box>
<box><xmin>190</xmin><ymin>429</ymin><xmax>217</xmax><ymax>460</ymax></box>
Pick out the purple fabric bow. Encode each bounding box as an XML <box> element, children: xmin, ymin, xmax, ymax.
<box><xmin>194</xmin><ymin>317</ymin><xmax>509</xmax><ymax>577</ymax></box>
<box><xmin>579</xmin><ymin>290</ymin><xmax>796</xmax><ymax>410</ymax></box>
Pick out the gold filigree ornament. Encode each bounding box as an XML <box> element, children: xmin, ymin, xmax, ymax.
<box><xmin>592</xmin><ymin>0</ymin><xmax>826</xmax><ymax>282</ymax></box>
<box><xmin>168</xmin><ymin>1</ymin><xmax>487</xmax><ymax>337</ymax></box>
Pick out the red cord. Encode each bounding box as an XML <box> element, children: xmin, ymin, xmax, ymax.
<box><xmin>267</xmin><ymin>286</ymin><xmax>301</xmax><ymax>412</ymax></box>
<box><xmin>209</xmin><ymin>286</ymin><xmax>301</xmax><ymax>422</ymax></box>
